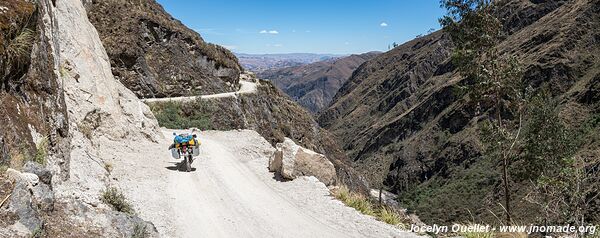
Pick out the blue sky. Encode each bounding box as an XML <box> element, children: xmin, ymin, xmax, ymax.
<box><xmin>156</xmin><ymin>0</ymin><xmax>445</xmax><ymax>54</ymax></box>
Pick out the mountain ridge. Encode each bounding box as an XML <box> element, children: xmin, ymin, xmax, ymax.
<box><xmin>319</xmin><ymin>0</ymin><xmax>600</xmax><ymax>224</ymax></box>
<box><xmin>259</xmin><ymin>52</ymin><xmax>380</xmax><ymax>113</ymax></box>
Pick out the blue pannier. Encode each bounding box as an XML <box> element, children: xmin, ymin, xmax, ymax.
<box><xmin>174</xmin><ymin>134</ymin><xmax>193</xmax><ymax>144</ymax></box>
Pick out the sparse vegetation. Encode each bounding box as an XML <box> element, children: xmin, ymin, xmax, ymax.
<box><xmin>148</xmin><ymin>99</ymin><xmax>213</xmax><ymax>130</ymax></box>
<box><xmin>104</xmin><ymin>162</ymin><xmax>113</xmax><ymax>174</ymax></box>
<box><xmin>101</xmin><ymin>187</ymin><xmax>134</xmax><ymax>215</ymax></box>
<box><xmin>78</xmin><ymin>122</ymin><xmax>94</xmax><ymax>140</ymax></box>
<box><xmin>131</xmin><ymin>223</ymin><xmax>148</xmax><ymax>238</ymax></box>
<box><xmin>460</xmin><ymin>227</ymin><xmax>495</xmax><ymax>238</ymax></box>
<box><xmin>377</xmin><ymin>206</ymin><xmax>403</xmax><ymax>226</ymax></box>
<box><xmin>521</xmin><ymin>93</ymin><xmax>599</xmax><ymax>227</ymax></box>
<box><xmin>33</xmin><ymin>137</ymin><xmax>48</xmax><ymax>165</ymax></box>
<box><xmin>0</xmin><ymin>0</ymin><xmax>37</xmax><ymax>86</ymax></box>
<box><xmin>332</xmin><ymin>186</ymin><xmax>407</xmax><ymax>226</ymax></box>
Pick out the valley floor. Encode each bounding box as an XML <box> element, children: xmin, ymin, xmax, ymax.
<box><xmin>104</xmin><ymin>129</ymin><xmax>419</xmax><ymax>238</ymax></box>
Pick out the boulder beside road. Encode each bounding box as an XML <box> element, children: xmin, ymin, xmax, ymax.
<box><xmin>269</xmin><ymin>138</ymin><xmax>336</xmax><ymax>186</ymax></box>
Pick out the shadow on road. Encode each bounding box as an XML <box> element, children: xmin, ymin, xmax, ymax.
<box><xmin>165</xmin><ymin>162</ymin><xmax>197</xmax><ymax>172</ymax></box>
<box><xmin>269</xmin><ymin>167</ymin><xmax>290</xmax><ymax>182</ymax></box>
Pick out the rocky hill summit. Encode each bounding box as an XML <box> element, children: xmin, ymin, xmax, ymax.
<box><xmin>319</xmin><ymin>0</ymin><xmax>599</xmax><ymax>224</ymax></box>
<box><xmin>259</xmin><ymin>52</ymin><xmax>380</xmax><ymax>114</ymax></box>
<box><xmin>86</xmin><ymin>0</ymin><xmax>242</xmax><ymax>99</ymax></box>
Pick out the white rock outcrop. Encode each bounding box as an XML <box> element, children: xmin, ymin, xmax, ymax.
<box><xmin>46</xmin><ymin>0</ymin><xmax>162</xmax><ymax>205</ymax></box>
<box><xmin>6</xmin><ymin>168</ymin><xmax>40</xmax><ymax>187</ymax></box>
<box><xmin>268</xmin><ymin>138</ymin><xmax>337</xmax><ymax>185</ymax></box>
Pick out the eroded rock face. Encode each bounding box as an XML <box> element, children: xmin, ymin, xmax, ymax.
<box><xmin>51</xmin><ymin>0</ymin><xmax>160</xmax><ymax>204</ymax></box>
<box><xmin>269</xmin><ymin>138</ymin><xmax>337</xmax><ymax>186</ymax></box>
<box><xmin>0</xmin><ymin>0</ymin><xmax>163</xmax><ymax>236</ymax></box>
<box><xmin>87</xmin><ymin>0</ymin><xmax>242</xmax><ymax>98</ymax></box>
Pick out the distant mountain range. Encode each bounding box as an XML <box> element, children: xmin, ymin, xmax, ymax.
<box><xmin>259</xmin><ymin>52</ymin><xmax>380</xmax><ymax>114</ymax></box>
<box><xmin>235</xmin><ymin>53</ymin><xmax>344</xmax><ymax>73</ymax></box>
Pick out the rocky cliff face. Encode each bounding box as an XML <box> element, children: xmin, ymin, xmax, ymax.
<box><xmin>259</xmin><ymin>52</ymin><xmax>380</xmax><ymax>113</ymax></box>
<box><xmin>0</xmin><ymin>0</ymin><xmax>70</xmax><ymax>175</ymax></box>
<box><xmin>1</xmin><ymin>0</ymin><xmax>161</xmax><ymax>236</ymax></box>
<box><xmin>319</xmin><ymin>0</ymin><xmax>599</xmax><ymax>224</ymax></box>
<box><xmin>1</xmin><ymin>2</ymin><xmax>72</xmax><ymax>234</ymax></box>
<box><xmin>87</xmin><ymin>0</ymin><xmax>242</xmax><ymax>98</ymax></box>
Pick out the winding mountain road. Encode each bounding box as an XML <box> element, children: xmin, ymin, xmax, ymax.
<box><xmin>141</xmin><ymin>78</ymin><xmax>258</xmax><ymax>103</ymax></box>
<box><xmin>105</xmin><ymin>129</ymin><xmax>420</xmax><ymax>238</ymax></box>
<box><xmin>106</xmin><ymin>77</ymin><xmax>422</xmax><ymax>237</ymax></box>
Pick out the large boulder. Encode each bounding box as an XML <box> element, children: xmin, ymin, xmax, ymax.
<box><xmin>269</xmin><ymin>138</ymin><xmax>337</xmax><ymax>185</ymax></box>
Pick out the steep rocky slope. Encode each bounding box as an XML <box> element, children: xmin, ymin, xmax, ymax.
<box><xmin>87</xmin><ymin>0</ymin><xmax>242</xmax><ymax>99</ymax></box>
<box><xmin>319</xmin><ymin>0</ymin><xmax>599</xmax><ymax>224</ymax></box>
<box><xmin>259</xmin><ymin>52</ymin><xmax>380</xmax><ymax>113</ymax></box>
<box><xmin>1</xmin><ymin>0</ymin><xmax>161</xmax><ymax>236</ymax></box>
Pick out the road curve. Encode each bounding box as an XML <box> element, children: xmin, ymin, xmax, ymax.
<box><xmin>141</xmin><ymin>80</ymin><xmax>258</xmax><ymax>103</ymax></box>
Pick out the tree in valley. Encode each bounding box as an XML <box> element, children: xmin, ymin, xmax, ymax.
<box><xmin>440</xmin><ymin>0</ymin><xmax>524</xmax><ymax>224</ymax></box>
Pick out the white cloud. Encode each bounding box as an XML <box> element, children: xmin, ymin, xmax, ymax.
<box><xmin>273</xmin><ymin>44</ymin><xmax>283</xmax><ymax>47</ymax></box>
<box><xmin>380</xmin><ymin>22</ymin><xmax>388</xmax><ymax>27</ymax></box>
<box><xmin>344</xmin><ymin>42</ymin><xmax>350</xmax><ymax>45</ymax></box>
<box><xmin>260</xmin><ymin>30</ymin><xmax>279</xmax><ymax>34</ymax></box>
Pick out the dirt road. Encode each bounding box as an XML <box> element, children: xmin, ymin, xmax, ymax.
<box><xmin>140</xmin><ymin>80</ymin><xmax>258</xmax><ymax>103</ymax></box>
<box><xmin>106</xmin><ymin>129</ymin><xmax>419</xmax><ymax>238</ymax></box>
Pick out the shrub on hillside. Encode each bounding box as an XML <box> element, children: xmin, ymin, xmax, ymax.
<box><xmin>149</xmin><ymin>99</ymin><xmax>213</xmax><ymax>130</ymax></box>
<box><xmin>101</xmin><ymin>187</ymin><xmax>134</xmax><ymax>214</ymax></box>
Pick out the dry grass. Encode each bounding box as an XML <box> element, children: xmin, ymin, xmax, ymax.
<box><xmin>457</xmin><ymin>223</ymin><xmax>496</xmax><ymax>238</ymax></box>
<box><xmin>494</xmin><ymin>232</ymin><xmax>528</xmax><ymax>238</ymax></box>
<box><xmin>77</xmin><ymin>122</ymin><xmax>93</xmax><ymax>140</ymax></box>
<box><xmin>104</xmin><ymin>162</ymin><xmax>113</xmax><ymax>174</ymax></box>
<box><xmin>332</xmin><ymin>186</ymin><xmax>407</xmax><ymax>226</ymax></box>
<box><xmin>5</xmin><ymin>28</ymin><xmax>34</xmax><ymax>64</ymax></box>
<box><xmin>101</xmin><ymin>187</ymin><xmax>134</xmax><ymax>215</ymax></box>
<box><xmin>461</xmin><ymin>231</ymin><xmax>495</xmax><ymax>238</ymax></box>
<box><xmin>131</xmin><ymin>223</ymin><xmax>148</xmax><ymax>238</ymax></box>
<box><xmin>377</xmin><ymin>206</ymin><xmax>403</xmax><ymax>226</ymax></box>
<box><xmin>33</xmin><ymin>137</ymin><xmax>48</xmax><ymax>165</ymax></box>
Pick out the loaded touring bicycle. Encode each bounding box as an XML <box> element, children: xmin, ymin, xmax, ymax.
<box><xmin>170</xmin><ymin>129</ymin><xmax>200</xmax><ymax>172</ymax></box>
